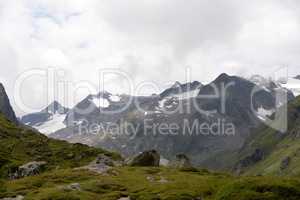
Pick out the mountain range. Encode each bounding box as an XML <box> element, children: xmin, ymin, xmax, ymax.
<box><xmin>19</xmin><ymin>73</ymin><xmax>298</xmax><ymax>170</ymax></box>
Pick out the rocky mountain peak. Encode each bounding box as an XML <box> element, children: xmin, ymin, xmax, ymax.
<box><xmin>0</xmin><ymin>83</ymin><xmax>18</xmax><ymax>124</ymax></box>
<box><xmin>171</xmin><ymin>81</ymin><xmax>182</xmax><ymax>88</ymax></box>
<box><xmin>42</xmin><ymin>101</ymin><xmax>69</xmax><ymax>114</ymax></box>
<box><xmin>214</xmin><ymin>73</ymin><xmax>232</xmax><ymax>83</ymax></box>
<box><xmin>160</xmin><ymin>81</ymin><xmax>202</xmax><ymax>98</ymax></box>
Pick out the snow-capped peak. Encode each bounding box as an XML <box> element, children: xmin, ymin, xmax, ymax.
<box><xmin>20</xmin><ymin>101</ymin><xmax>69</xmax><ymax>135</ymax></box>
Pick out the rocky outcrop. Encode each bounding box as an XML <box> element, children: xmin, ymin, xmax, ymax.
<box><xmin>127</xmin><ymin>150</ymin><xmax>160</xmax><ymax>167</ymax></box>
<box><xmin>170</xmin><ymin>154</ymin><xmax>193</xmax><ymax>170</ymax></box>
<box><xmin>234</xmin><ymin>149</ymin><xmax>264</xmax><ymax>174</ymax></box>
<box><xmin>10</xmin><ymin>161</ymin><xmax>47</xmax><ymax>179</ymax></box>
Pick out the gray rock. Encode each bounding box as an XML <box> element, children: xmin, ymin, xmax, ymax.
<box><xmin>10</xmin><ymin>161</ymin><xmax>47</xmax><ymax>179</ymax></box>
<box><xmin>146</xmin><ymin>176</ymin><xmax>155</xmax><ymax>182</ymax></box>
<box><xmin>94</xmin><ymin>154</ymin><xmax>114</xmax><ymax>166</ymax></box>
<box><xmin>59</xmin><ymin>183</ymin><xmax>81</xmax><ymax>191</ymax></box>
<box><xmin>67</xmin><ymin>183</ymin><xmax>81</xmax><ymax>191</ymax></box>
<box><xmin>118</xmin><ymin>197</ymin><xmax>131</xmax><ymax>200</ymax></box>
<box><xmin>127</xmin><ymin>150</ymin><xmax>160</xmax><ymax>167</ymax></box>
<box><xmin>158</xmin><ymin>176</ymin><xmax>168</xmax><ymax>183</ymax></box>
<box><xmin>0</xmin><ymin>195</ymin><xmax>24</xmax><ymax>200</ymax></box>
<box><xmin>193</xmin><ymin>197</ymin><xmax>203</xmax><ymax>200</ymax></box>
<box><xmin>170</xmin><ymin>154</ymin><xmax>193</xmax><ymax>170</ymax></box>
<box><xmin>160</xmin><ymin>157</ymin><xmax>170</xmax><ymax>167</ymax></box>
<box><xmin>78</xmin><ymin>154</ymin><xmax>119</xmax><ymax>174</ymax></box>
<box><xmin>280</xmin><ymin>157</ymin><xmax>290</xmax><ymax>170</ymax></box>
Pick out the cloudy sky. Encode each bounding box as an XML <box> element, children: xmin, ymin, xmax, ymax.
<box><xmin>1</xmin><ymin>0</ymin><xmax>300</xmax><ymax>115</ymax></box>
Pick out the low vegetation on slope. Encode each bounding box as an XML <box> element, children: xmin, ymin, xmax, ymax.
<box><xmin>0</xmin><ymin>114</ymin><xmax>119</xmax><ymax>178</ymax></box>
<box><xmin>235</xmin><ymin>96</ymin><xmax>300</xmax><ymax>176</ymax></box>
<box><xmin>1</xmin><ymin>167</ymin><xmax>300</xmax><ymax>200</ymax></box>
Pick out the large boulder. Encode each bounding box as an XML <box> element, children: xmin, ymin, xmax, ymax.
<box><xmin>127</xmin><ymin>150</ymin><xmax>160</xmax><ymax>167</ymax></box>
<box><xmin>10</xmin><ymin>161</ymin><xmax>47</xmax><ymax>179</ymax></box>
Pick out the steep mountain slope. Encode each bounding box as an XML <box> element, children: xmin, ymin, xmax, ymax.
<box><xmin>0</xmin><ymin>113</ymin><xmax>118</xmax><ymax>178</ymax></box>
<box><xmin>20</xmin><ymin>101</ymin><xmax>69</xmax><ymax>135</ymax></box>
<box><xmin>235</xmin><ymin>95</ymin><xmax>300</xmax><ymax>176</ymax></box>
<box><xmin>0</xmin><ymin>83</ymin><xmax>18</xmax><ymax>124</ymax></box>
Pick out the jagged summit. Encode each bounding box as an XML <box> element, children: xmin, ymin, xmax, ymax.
<box><xmin>212</xmin><ymin>73</ymin><xmax>248</xmax><ymax>85</ymax></box>
<box><xmin>214</xmin><ymin>73</ymin><xmax>231</xmax><ymax>82</ymax></box>
<box><xmin>0</xmin><ymin>83</ymin><xmax>18</xmax><ymax>124</ymax></box>
<box><xmin>171</xmin><ymin>81</ymin><xmax>182</xmax><ymax>88</ymax></box>
<box><xmin>160</xmin><ymin>81</ymin><xmax>202</xmax><ymax>98</ymax></box>
<box><xmin>42</xmin><ymin>101</ymin><xmax>69</xmax><ymax>114</ymax></box>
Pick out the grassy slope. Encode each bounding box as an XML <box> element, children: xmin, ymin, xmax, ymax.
<box><xmin>237</xmin><ymin>96</ymin><xmax>300</xmax><ymax>176</ymax></box>
<box><xmin>1</xmin><ymin>167</ymin><xmax>300</xmax><ymax>200</ymax></box>
<box><xmin>0</xmin><ymin>114</ymin><xmax>119</xmax><ymax>178</ymax></box>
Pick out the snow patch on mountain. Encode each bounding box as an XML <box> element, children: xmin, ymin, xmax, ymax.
<box><xmin>256</xmin><ymin>106</ymin><xmax>275</xmax><ymax>121</ymax></box>
<box><xmin>90</xmin><ymin>97</ymin><xmax>110</xmax><ymax>108</ymax></box>
<box><xmin>173</xmin><ymin>89</ymin><xmax>200</xmax><ymax>99</ymax></box>
<box><xmin>33</xmin><ymin>113</ymin><xmax>67</xmax><ymax>135</ymax></box>
<box><xmin>158</xmin><ymin>88</ymin><xmax>200</xmax><ymax>109</ymax></box>
<box><xmin>281</xmin><ymin>77</ymin><xmax>300</xmax><ymax>97</ymax></box>
<box><xmin>110</xmin><ymin>95</ymin><xmax>121</xmax><ymax>102</ymax></box>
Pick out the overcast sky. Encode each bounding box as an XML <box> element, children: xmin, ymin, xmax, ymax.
<box><xmin>1</xmin><ymin>0</ymin><xmax>300</xmax><ymax>115</ymax></box>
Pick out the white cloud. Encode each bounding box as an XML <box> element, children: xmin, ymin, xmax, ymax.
<box><xmin>0</xmin><ymin>0</ymin><xmax>300</xmax><ymax>115</ymax></box>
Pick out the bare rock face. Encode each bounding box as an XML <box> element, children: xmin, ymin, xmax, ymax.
<box><xmin>170</xmin><ymin>154</ymin><xmax>193</xmax><ymax>170</ymax></box>
<box><xmin>10</xmin><ymin>161</ymin><xmax>47</xmax><ymax>179</ymax></box>
<box><xmin>127</xmin><ymin>150</ymin><xmax>160</xmax><ymax>167</ymax></box>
